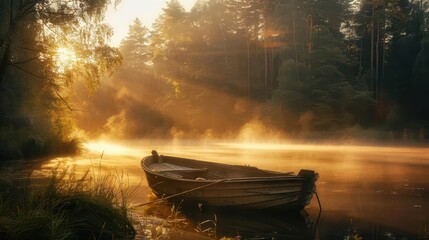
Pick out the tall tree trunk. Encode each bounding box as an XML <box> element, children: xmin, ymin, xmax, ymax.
<box><xmin>382</xmin><ymin>32</ymin><xmax>385</xmax><ymax>80</ymax></box>
<box><xmin>292</xmin><ymin>8</ymin><xmax>299</xmax><ymax>82</ymax></box>
<box><xmin>0</xmin><ymin>0</ymin><xmax>13</xmax><ymax>73</ymax></box>
<box><xmin>269</xmin><ymin>47</ymin><xmax>272</xmax><ymax>95</ymax></box>
<box><xmin>256</xmin><ymin>43</ymin><xmax>259</xmax><ymax>95</ymax></box>
<box><xmin>370</xmin><ymin>1</ymin><xmax>375</xmax><ymax>94</ymax></box>
<box><xmin>359</xmin><ymin>38</ymin><xmax>363</xmax><ymax>77</ymax></box>
<box><xmin>264</xmin><ymin>39</ymin><xmax>268</xmax><ymax>100</ymax></box>
<box><xmin>263</xmin><ymin>3</ymin><xmax>268</xmax><ymax>100</ymax></box>
<box><xmin>247</xmin><ymin>40</ymin><xmax>250</xmax><ymax>112</ymax></box>
<box><xmin>307</xmin><ymin>15</ymin><xmax>313</xmax><ymax>70</ymax></box>
<box><xmin>0</xmin><ymin>0</ymin><xmax>14</xmax><ymax>122</ymax></box>
<box><xmin>376</xmin><ymin>13</ymin><xmax>380</xmax><ymax>103</ymax></box>
<box><xmin>217</xmin><ymin>18</ymin><xmax>228</xmax><ymax>66</ymax></box>
<box><xmin>174</xmin><ymin>42</ymin><xmax>184</xmax><ymax>73</ymax></box>
<box><xmin>0</xmin><ymin>45</ymin><xmax>10</xmax><ymax>82</ymax></box>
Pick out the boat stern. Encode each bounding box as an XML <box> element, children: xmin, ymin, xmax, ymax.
<box><xmin>298</xmin><ymin>169</ymin><xmax>319</xmax><ymax>206</ymax></box>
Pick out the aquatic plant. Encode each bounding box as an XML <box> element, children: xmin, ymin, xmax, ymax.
<box><xmin>136</xmin><ymin>199</ymin><xmax>207</xmax><ymax>239</ymax></box>
<box><xmin>195</xmin><ymin>213</ymin><xmax>218</xmax><ymax>239</ymax></box>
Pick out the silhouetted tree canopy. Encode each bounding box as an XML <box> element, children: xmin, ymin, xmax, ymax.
<box><xmin>0</xmin><ymin>0</ymin><xmax>121</xmax><ymax>160</ymax></box>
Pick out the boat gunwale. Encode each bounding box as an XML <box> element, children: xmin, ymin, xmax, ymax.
<box><xmin>141</xmin><ymin>155</ymin><xmax>308</xmax><ymax>183</ymax></box>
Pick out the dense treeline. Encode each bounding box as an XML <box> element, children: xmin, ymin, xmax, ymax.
<box><xmin>1</xmin><ymin>0</ymin><xmax>429</xmax><ymax>161</ymax></box>
<box><xmin>77</xmin><ymin>0</ymin><xmax>429</xmax><ymax>140</ymax></box>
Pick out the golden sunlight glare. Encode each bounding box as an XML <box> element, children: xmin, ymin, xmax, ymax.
<box><xmin>84</xmin><ymin>140</ymin><xmax>142</xmax><ymax>156</ymax></box>
<box><xmin>54</xmin><ymin>47</ymin><xmax>78</xmax><ymax>73</ymax></box>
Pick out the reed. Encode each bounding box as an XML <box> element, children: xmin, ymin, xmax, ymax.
<box><xmin>0</xmin><ymin>165</ymin><xmax>136</xmax><ymax>240</ymax></box>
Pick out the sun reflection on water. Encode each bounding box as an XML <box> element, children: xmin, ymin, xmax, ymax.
<box><xmin>84</xmin><ymin>140</ymin><xmax>143</xmax><ymax>156</ymax></box>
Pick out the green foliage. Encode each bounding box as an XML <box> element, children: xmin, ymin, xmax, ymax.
<box><xmin>411</xmin><ymin>37</ymin><xmax>429</xmax><ymax>116</ymax></box>
<box><xmin>269</xmin><ymin>1</ymin><xmax>374</xmax><ymax>131</ymax></box>
<box><xmin>351</xmin><ymin>0</ymin><xmax>429</xmax><ymax>128</ymax></box>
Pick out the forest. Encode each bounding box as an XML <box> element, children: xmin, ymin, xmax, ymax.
<box><xmin>1</xmin><ymin>0</ymin><xmax>429</xmax><ymax>160</ymax></box>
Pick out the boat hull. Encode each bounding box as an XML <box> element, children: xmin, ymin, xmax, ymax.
<box><xmin>141</xmin><ymin>155</ymin><xmax>317</xmax><ymax>210</ymax></box>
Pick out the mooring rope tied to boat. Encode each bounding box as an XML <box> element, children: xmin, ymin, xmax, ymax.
<box><xmin>314</xmin><ymin>189</ymin><xmax>322</xmax><ymax>211</ymax></box>
<box><xmin>133</xmin><ymin>179</ymin><xmax>227</xmax><ymax>208</ymax></box>
<box><xmin>313</xmin><ymin>188</ymin><xmax>322</xmax><ymax>238</ymax></box>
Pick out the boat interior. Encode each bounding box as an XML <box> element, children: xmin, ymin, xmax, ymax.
<box><xmin>144</xmin><ymin>153</ymin><xmax>294</xmax><ymax>180</ymax></box>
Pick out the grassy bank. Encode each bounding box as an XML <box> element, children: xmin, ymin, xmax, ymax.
<box><xmin>0</xmin><ymin>166</ymin><xmax>136</xmax><ymax>240</ymax></box>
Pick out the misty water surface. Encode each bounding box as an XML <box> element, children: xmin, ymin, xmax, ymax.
<box><xmin>39</xmin><ymin>140</ymin><xmax>429</xmax><ymax>239</ymax></box>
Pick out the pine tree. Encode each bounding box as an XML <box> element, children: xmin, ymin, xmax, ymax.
<box><xmin>120</xmin><ymin>18</ymin><xmax>151</xmax><ymax>69</ymax></box>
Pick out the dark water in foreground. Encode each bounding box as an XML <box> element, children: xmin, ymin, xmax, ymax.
<box><xmin>39</xmin><ymin>140</ymin><xmax>429</xmax><ymax>239</ymax></box>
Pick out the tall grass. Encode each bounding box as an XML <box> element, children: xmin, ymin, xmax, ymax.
<box><xmin>0</xmin><ymin>164</ymin><xmax>137</xmax><ymax>240</ymax></box>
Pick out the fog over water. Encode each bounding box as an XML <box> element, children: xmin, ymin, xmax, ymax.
<box><xmin>39</xmin><ymin>139</ymin><xmax>429</xmax><ymax>239</ymax></box>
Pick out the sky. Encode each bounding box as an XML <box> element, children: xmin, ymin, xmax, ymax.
<box><xmin>105</xmin><ymin>0</ymin><xmax>197</xmax><ymax>46</ymax></box>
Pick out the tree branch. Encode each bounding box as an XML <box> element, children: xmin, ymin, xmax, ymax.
<box><xmin>18</xmin><ymin>46</ymin><xmax>42</xmax><ymax>52</ymax></box>
<box><xmin>17</xmin><ymin>0</ymin><xmax>38</xmax><ymax>19</ymax></box>
<box><xmin>12</xmin><ymin>64</ymin><xmax>85</xmax><ymax>112</ymax></box>
<box><xmin>11</xmin><ymin>57</ymin><xmax>39</xmax><ymax>65</ymax></box>
<box><xmin>43</xmin><ymin>10</ymin><xmax>78</xmax><ymax>17</ymax></box>
<box><xmin>40</xmin><ymin>19</ymin><xmax>62</xmax><ymax>37</ymax></box>
<box><xmin>53</xmin><ymin>87</ymin><xmax>75</xmax><ymax>111</ymax></box>
<box><xmin>11</xmin><ymin>64</ymin><xmax>44</xmax><ymax>79</ymax></box>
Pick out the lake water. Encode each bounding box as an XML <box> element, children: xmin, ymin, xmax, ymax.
<box><xmin>39</xmin><ymin>140</ymin><xmax>429</xmax><ymax>239</ymax></box>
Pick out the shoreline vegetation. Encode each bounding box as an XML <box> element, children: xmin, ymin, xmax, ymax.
<box><xmin>0</xmin><ymin>154</ymin><xmax>219</xmax><ymax>240</ymax></box>
<box><xmin>0</xmin><ymin>165</ymin><xmax>136</xmax><ymax>240</ymax></box>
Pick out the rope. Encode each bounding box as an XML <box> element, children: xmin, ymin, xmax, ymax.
<box><xmin>314</xmin><ymin>189</ymin><xmax>322</xmax><ymax>211</ymax></box>
<box><xmin>313</xmin><ymin>188</ymin><xmax>322</xmax><ymax>238</ymax></box>
<box><xmin>133</xmin><ymin>179</ymin><xmax>227</xmax><ymax>209</ymax></box>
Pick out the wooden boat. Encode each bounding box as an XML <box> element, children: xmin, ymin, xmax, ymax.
<box><xmin>141</xmin><ymin>150</ymin><xmax>318</xmax><ymax>210</ymax></box>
